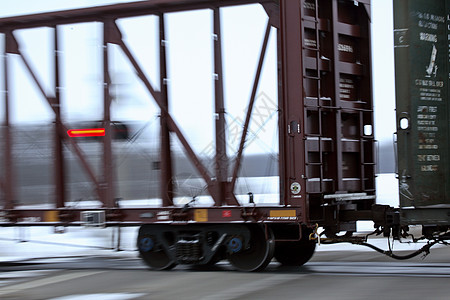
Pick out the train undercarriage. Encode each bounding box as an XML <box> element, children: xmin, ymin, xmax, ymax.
<box><xmin>132</xmin><ymin>201</ymin><xmax>449</xmax><ymax>271</ymax></box>
<box><xmin>135</xmin><ymin>223</ymin><xmax>450</xmax><ymax>272</ymax></box>
<box><xmin>137</xmin><ymin>223</ymin><xmax>315</xmax><ymax>271</ymax></box>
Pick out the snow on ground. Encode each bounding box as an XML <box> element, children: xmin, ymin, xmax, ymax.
<box><xmin>0</xmin><ymin>224</ymin><xmax>433</xmax><ymax>263</ymax></box>
<box><xmin>0</xmin><ymin>226</ymin><xmax>139</xmax><ymax>262</ymax></box>
<box><xmin>0</xmin><ymin>174</ymin><xmax>435</xmax><ymax>262</ymax></box>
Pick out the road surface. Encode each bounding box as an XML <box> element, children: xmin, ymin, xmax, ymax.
<box><xmin>0</xmin><ymin>246</ymin><xmax>449</xmax><ymax>300</ymax></box>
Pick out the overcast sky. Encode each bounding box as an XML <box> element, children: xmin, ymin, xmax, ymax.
<box><xmin>0</xmin><ymin>0</ymin><xmax>396</xmax><ymax>154</ymax></box>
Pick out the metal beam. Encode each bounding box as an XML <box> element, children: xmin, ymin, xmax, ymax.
<box><xmin>279</xmin><ymin>0</ymin><xmax>307</xmax><ymax>214</ymax></box>
<box><xmin>0</xmin><ymin>0</ymin><xmax>276</xmax><ymax>31</ymax></box>
<box><xmin>276</xmin><ymin>21</ymin><xmax>285</xmax><ymax>206</ymax></box>
<box><xmin>53</xmin><ymin>26</ymin><xmax>66</xmax><ymax>208</ymax></box>
<box><xmin>331</xmin><ymin>0</ymin><xmax>344</xmax><ymax>192</ymax></box>
<box><xmin>2</xmin><ymin>38</ymin><xmax>15</xmax><ymax>210</ymax></box>
<box><xmin>230</xmin><ymin>20</ymin><xmax>271</xmax><ymax>192</ymax></box>
<box><xmin>159</xmin><ymin>14</ymin><xmax>174</xmax><ymax>207</ymax></box>
<box><xmin>102</xmin><ymin>20</ymin><xmax>116</xmax><ymax>208</ymax></box>
<box><xmin>213</xmin><ymin>7</ymin><xmax>229</xmax><ymax>206</ymax></box>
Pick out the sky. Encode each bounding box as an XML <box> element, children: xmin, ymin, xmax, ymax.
<box><xmin>0</xmin><ymin>0</ymin><xmax>396</xmax><ymax>155</ymax></box>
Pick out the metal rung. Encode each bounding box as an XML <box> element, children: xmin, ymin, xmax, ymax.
<box><xmin>305</xmin><ymin>134</ymin><xmax>322</xmax><ymax>138</ymax></box>
<box><xmin>305</xmin><ymin>97</ymin><xmax>332</xmax><ymax>101</ymax></box>
<box><xmin>306</xmin><ymin>162</ymin><xmax>323</xmax><ymax>166</ymax></box>
<box><xmin>307</xmin><ymin>178</ymin><xmax>333</xmax><ymax>182</ymax></box>
<box><xmin>304</xmin><ymin>75</ymin><xmax>320</xmax><ymax>80</ymax></box>
<box><xmin>302</xmin><ymin>16</ymin><xmax>319</xmax><ymax>23</ymax></box>
<box><xmin>324</xmin><ymin>193</ymin><xmax>368</xmax><ymax>199</ymax></box>
<box><xmin>304</xmin><ymin>105</ymin><xmax>338</xmax><ymax>110</ymax></box>
<box><xmin>306</xmin><ymin>137</ymin><xmax>332</xmax><ymax>141</ymax></box>
<box><xmin>303</xmin><ymin>46</ymin><xmax>320</xmax><ymax>51</ymax></box>
<box><xmin>324</xmin><ymin>193</ymin><xmax>376</xmax><ymax>202</ymax></box>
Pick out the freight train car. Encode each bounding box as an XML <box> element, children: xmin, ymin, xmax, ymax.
<box><xmin>393</xmin><ymin>0</ymin><xmax>450</xmax><ymax>235</ymax></box>
<box><xmin>0</xmin><ymin>0</ymin><xmax>448</xmax><ymax>272</ymax></box>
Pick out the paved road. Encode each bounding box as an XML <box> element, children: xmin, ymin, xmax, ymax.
<box><xmin>0</xmin><ymin>247</ymin><xmax>449</xmax><ymax>300</ymax></box>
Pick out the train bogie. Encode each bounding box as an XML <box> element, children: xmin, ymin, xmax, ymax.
<box><xmin>137</xmin><ymin>223</ymin><xmax>315</xmax><ymax>271</ymax></box>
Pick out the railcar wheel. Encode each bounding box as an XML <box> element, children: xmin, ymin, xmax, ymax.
<box><xmin>227</xmin><ymin>225</ymin><xmax>275</xmax><ymax>272</ymax></box>
<box><xmin>274</xmin><ymin>228</ymin><xmax>316</xmax><ymax>266</ymax></box>
<box><xmin>138</xmin><ymin>235</ymin><xmax>176</xmax><ymax>270</ymax></box>
<box><xmin>274</xmin><ymin>240</ymin><xmax>316</xmax><ymax>266</ymax></box>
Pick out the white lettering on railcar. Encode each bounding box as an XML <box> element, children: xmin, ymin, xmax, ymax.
<box><xmin>338</xmin><ymin>44</ymin><xmax>353</xmax><ymax>53</ymax></box>
<box><xmin>418</xmin><ymin>145</ymin><xmax>439</xmax><ymax>150</ymax></box>
<box><xmin>417</xmin><ymin>155</ymin><xmax>440</xmax><ymax>162</ymax></box>
<box><xmin>419</xmin><ymin>32</ymin><xmax>437</xmax><ymax>42</ymax></box>
<box><xmin>421</xmin><ymin>165</ymin><xmax>438</xmax><ymax>172</ymax></box>
<box><xmin>415</xmin><ymin>79</ymin><xmax>444</xmax><ymax>88</ymax></box>
<box><xmin>417</xmin><ymin>126</ymin><xmax>438</xmax><ymax>131</ymax></box>
<box><xmin>417</xmin><ymin>114</ymin><xmax>437</xmax><ymax>119</ymax></box>
<box><xmin>267</xmin><ymin>217</ymin><xmax>297</xmax><ymax>221</ymax></box>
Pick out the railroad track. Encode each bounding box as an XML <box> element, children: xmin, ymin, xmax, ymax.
<box><xmin>1</xmin><ymin>254</ymin><xmax>450</xmax><ymax>300</ymax></box>
<box><xmin>2</xmin><ymin>255</ymin><xmax>450</xmax><ymax>277</ymax></box>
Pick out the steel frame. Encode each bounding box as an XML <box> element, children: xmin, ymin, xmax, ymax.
<box><xmin>0</xmin><ymin>0</ymin><xmax>374</xmax><ymax>227</ymax></box>
<box><xmin>0</xmin><ymin>0</ymin><xmax>297</xmax><ymax>225</ymax></box>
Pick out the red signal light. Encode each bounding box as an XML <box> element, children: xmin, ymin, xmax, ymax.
<box><xmin>67</xmin><ymin>128</ymin><xmax>105</xmax><ymax>137</ymax></box>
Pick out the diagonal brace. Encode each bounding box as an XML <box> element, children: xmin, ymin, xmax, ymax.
<box><xmin>230</xmin><ymin>20</ymin><xmax>272</xmax><ymax>191</ymax></box>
